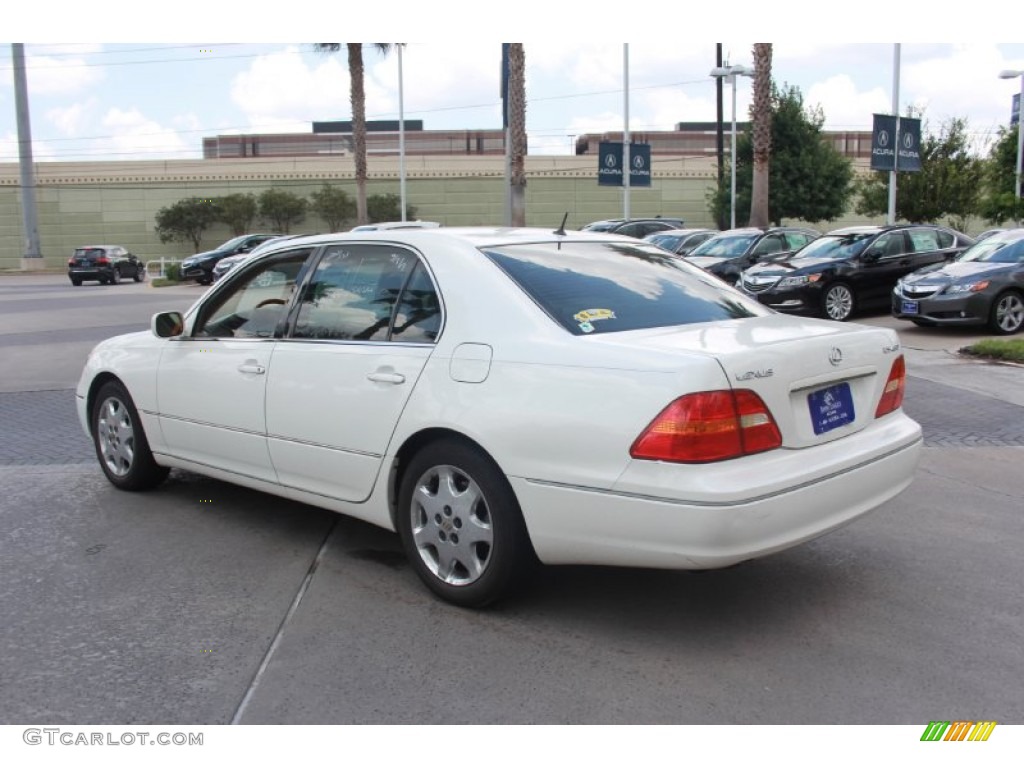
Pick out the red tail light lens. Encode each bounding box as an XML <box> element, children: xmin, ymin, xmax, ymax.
<box><xmin>630</xmin><ymin>389</ymin><xmax>782</xmax><ymax>463</ymax></box>
<box><xmin>67</xmin><ymin>258</ymin><xmax>75</xmax><ymax>266</ymax></box>
<box><xmin>95</xmin><ymin>257</ymin><xmax>110</xmax><ymax>265</ymax></box>
<box><xmin>875</xmin><ymin>355</ymin><xmax>906</xmax><ymax>418</ymax></box>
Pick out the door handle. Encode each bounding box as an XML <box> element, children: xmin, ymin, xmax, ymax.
<box><xmin>237</xmin><ymin>363</ymin><xmax>266</xmax><ymax>375</ymax></box>
<box><xmin>367</xmin><ymin>372</ymin><xmax>406</xmax><ymax>384</ymax></box>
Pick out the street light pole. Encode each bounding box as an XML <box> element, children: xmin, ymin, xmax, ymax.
<box><xmin>710</xmin><ymin>63</ymin><xmax>754</xmax><ymax>230</ymax></box>
<box><xmin>999</xmin><ymin>68</ymin><xmax>1024</xmax><ymax>226</ymax></box>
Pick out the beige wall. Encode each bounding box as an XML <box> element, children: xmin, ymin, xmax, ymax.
<box><xmin>2</xmin><ymin>154</ymin><xmax>888</xmax><ymax>270</ymax></box>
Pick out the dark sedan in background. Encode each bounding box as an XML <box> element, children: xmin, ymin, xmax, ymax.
<box><xmin>893</xmin><ymin>228</ymin><xmax>1024</xmax><ymax>334</ymax></box>
<box><xmin>581</xmin><ymin>217</ymin><xmax>685</xmax><ymax>238</ymax></box>
<box><xmin>180</xmin><ymin>233</ymin><xmax>281</xmax><ymax>285</ymax></box>
<box><xmin>684</xmin><ymin>227</ymin><xmax>820</xmax><ymax>285</ymax></box>
<box><xmin>643</xmin><ymin>228</ymin><xmax>719</xmax><ymax>256</ymax></box>
<box><xmin>67</xmin><ymin>245</ymin><xmax>145</xmax><ymax>286</ymax></box>
<box><xmin>740</xmin><ymin>224</ymin><xmax>975</xmax><ymax>321</ymax></box>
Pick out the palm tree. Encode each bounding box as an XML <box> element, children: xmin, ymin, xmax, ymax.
<box><xmin>315</xmin><ymin>43</ymin><xmax>393</xmax><ymax>226</ymax></box>
<box><xmin>507</xmin><ymin>44</ymin><xmax>527</xmax><ymax>227</ymax></box>
<box><xmin>749</xmin><ymin>43</ymin><xmax>773</xmax><ymax>228</ymax></box>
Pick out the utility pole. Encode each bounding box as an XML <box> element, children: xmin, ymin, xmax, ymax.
<box><xmin>12</xmin><ymin>43</ymin><xmax>43</xmax><ymax>268</ymax></box>
<box><xmin>716</xmin><ymin>44</ymin><xmax>725</xmax><ymax>230</ymax></box>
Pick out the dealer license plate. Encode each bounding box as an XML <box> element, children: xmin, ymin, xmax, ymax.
<box><xmin>901</xmin><ymin>300</ymin><xmax>919</xmax><ymax>315</ymax></box>
<box><xmin>808</xmin><ymin>382</ymin><xmax>855</xmax><ymax>435</ymax></box>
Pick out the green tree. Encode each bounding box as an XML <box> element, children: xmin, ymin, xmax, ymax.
<box><xmin>748</xmin><ymin>43</ymin><xmax>773</xmax><ymax>228</ymax></box>
<box><xmin>979</xmin><ymin>125</ymin><xmax>1023</xmax><ymax>224</ymax></box>
<box><xmin>154</xmin><ymin>198</ymin><xmax>220</xmax><ymax>252</ymax></box>
<box><xmin>216</xmin><ymin>193</ymin><xmax>259</xmax><ymax>235</ymax></box>
<box><xmin>309</xmin><ymin>184</ymin><xmax>356</xmax><ymax>232</ymax></box>
<box><xmin>707</xmin><ymin>84</ymin><xmax>854</xmax><ymax>227</ymax></box>
<box><xmin>367</xmin><ymin>193</ymin><xmax>416</xmax><ymax>222</ymax></box>
<box><xmin>258</xmin><ymin>188</ymin><xmax>307</xmax><ymax>233</ymax></box>
<box><xmin>315</xmin><ymin>43</ymin><xmax>394</xmax><ymax>227</ymax></box>
<box><xmin>506</xmin><ymin>43</ymin><xmax>527</xmax><ymax>227</ymax></box>
<box><xmin>855</xmin><ymin>116</ymin><xmax>983</xmax><ymax>224</ymax></box>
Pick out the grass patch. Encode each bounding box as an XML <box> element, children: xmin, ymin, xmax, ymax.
<box><xmin>150</xmin><ymin>277</ymin><xmax>181</xmax><ymax>288</ymax></box>
<box><xmin>961</xmin><ymin>339</ymin><xmax>1024</xmax><ymax>363</ymax></box>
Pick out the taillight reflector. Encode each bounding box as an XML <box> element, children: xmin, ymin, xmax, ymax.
<box><xmin>630</xmin><ymin>389</ymin><xmax>782</xmax><ymax>463</ymax></box>
<box><xmin>95</xmin><ymin>257</ymin><xmax>110</xmax><ymax>265</ymax></box>
<box><xmin>875</xmin><ymin>354</ymin><xmax>906</xmax><ymax>418</ymax></box>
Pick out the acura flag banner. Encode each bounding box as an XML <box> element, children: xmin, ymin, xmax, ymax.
<box><xmin>597</xmin><ymin>142</ymin><xmax>652</xmax><ymax>187</ymax></box>
<box><xmin>870</xmin><ymin>114</ymin><xmax>922</xmax><ymax>172</ymax></box>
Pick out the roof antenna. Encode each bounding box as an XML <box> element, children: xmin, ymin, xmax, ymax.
<box><xmin>554</xmin><ymin>212</ymin><xmax>568</xmax><ymax>236</ymax></box>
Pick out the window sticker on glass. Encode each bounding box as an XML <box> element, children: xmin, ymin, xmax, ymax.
<box><xmin>573</xmin><ymin>308</ymin><xmax>616</xmax><ymax>334</ymax></box>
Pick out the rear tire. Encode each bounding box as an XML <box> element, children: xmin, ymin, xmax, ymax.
<box><xmin>111</xmin><ymin>268</ymin><xmax>121</xmax><ymax>285</ymax></box>
<box><xmin>91</xmin><ymin>380</ymin><xmax>169</xmax><ymax>491</ymax></box>
<box><xmin>133</xmin><ymin>267</ymin><xmax>144</xmax><ymax>283</ymax></box>
<box><xmin>822</xmin><ymin>283</ymin><xmax>855</xmax><ymax>322</ymax></box>
<box><xmin>988</xmin><ymin>291</ymin><xmax>1024</xmax><ymax>335</ymax></box>
<box><xmin>397</xmin><ymin>438</ymin><xmax>532</xmax><ymax>607</ymax></box>
<box><xmin>70</xmin><ymin>278</ymin><xmax>82</xmax><ymax>286</ymax></box>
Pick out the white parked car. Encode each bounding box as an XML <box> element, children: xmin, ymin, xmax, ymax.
<box><xmin>77</xmin><ymin>228</ymin><xmax>922</xmax><ymax>607</ymax></box>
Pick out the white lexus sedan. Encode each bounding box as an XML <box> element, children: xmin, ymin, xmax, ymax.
<box><xmin>77</xmin><ymin>227</ymin><xmax>922</xmax><ymax>607</ymax></box>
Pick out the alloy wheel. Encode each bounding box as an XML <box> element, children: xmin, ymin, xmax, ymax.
<box><xmin>96</xmin><ymin>396</ymin><xmax>135</xmax><ymax>477</ymax></box>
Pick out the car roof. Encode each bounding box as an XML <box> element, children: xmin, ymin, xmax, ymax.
<box><xmin>645</xmin><ymin>228</ymin><xmax>716</xmax><ymax>237</ymax></box>
<box><xmin>75</xmin><ymin>244</ymin><xmax>122</xmax><ymax>249</ymax></box>
<box><xmin>253</xmin><ymin>226</ymin><xmax>650</xmax><ymax>253</ymax></box>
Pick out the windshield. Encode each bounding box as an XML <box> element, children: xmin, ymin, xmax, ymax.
<box><xmin>581</xmin><ymin>221</ymin><xmax>619</xmax><ymax>232</ymax></box>
<box><xmin>959</xmin><ymin>236</ymin><xmax>1024</xmax><ymax>264</ymax></box>
<box><xmin>689</xmin><ymin>234</ymin><xmax>757</xmax><ymax>258</ymax></box>
<box><xmin>793</xmin><ymin>233</ymin><xmax>875</xmax><ymax>260</ymax></box>
<box><xmin>217</xmin><ymin>235</ymin><xmax>249</xmax><ymax>251</ymax></box>
<box><xmin>482</xmin><ymin>241</ymin><xmax>768</xmax><ymax>336</ymax></box>
<box><xmin>646</xmin><ymin>234</ymin><xmax>683</xmax><ymax>251</ymax></box>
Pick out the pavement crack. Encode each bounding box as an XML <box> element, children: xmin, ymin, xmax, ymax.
<box><xmin>230</xmin><ymin>518</ymin><xmax>338</xmax><ymax>724</ymax></box>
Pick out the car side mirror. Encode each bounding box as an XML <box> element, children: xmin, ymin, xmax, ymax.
<box><xmin>863</xmin><ymin>248</ymin><xmax>881</xmax><ymax>261</ymax></box>
<box><xmin>152</xmin><ymin>311</ymin><xmax>184</xmax><ymax>338</ymax></box>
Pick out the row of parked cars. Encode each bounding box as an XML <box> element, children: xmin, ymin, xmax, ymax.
<box><xmin>627</xmin><ymin>222</ymin><xmax>1023</xmax><ymax>335</ymax></box>
<box><xmin>67</xmin><ymin>220</ymin><xmax>1024</xmax><ymax>337</ymax></box>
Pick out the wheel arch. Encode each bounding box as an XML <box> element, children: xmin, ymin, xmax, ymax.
<box><xmin>85</xmin><ymin>372</ymin><xmax>125</xmax><ymax>435</ymax></box>
<box><xmin>386</xmin><ymin>427</ymin><xmax>517</xmax><ymax>532</ymax></box>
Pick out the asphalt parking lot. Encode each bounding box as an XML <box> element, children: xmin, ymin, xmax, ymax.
<box><xmin>1</xmin><ymin>273</ymin><xmax>1022</xmax><ymax>725</ymax></box>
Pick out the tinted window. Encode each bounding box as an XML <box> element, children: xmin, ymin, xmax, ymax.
<box><xmin>483</xmin><ymin>242</ymin><xmax>768</xmax><ymax>336</ymax></box>
<box><xmin>908</xmin><ymin>228</ymin><xmax>940</xmax><ymax>253</ymax></box>
<box><xmin>873</xmin><ymin>232</ymin><xmax>907</xmax><ymax>258</ymax></box>
<box><xmin>646</xmin><ymin>234</ymin><xmax>683</xmax><ymax>252</ymax></box>
<box><xmin>784</xmin><ymin>232</ymin><xmax>814</xmax><ymax>250</ymax></box>
<box><xmin>292</xmin><ymin>244</ymin><xmax>417</xmax><ymax>341</ymax></box>
<box><xmin>391</xmin><ymin>262</ymin><xmax>442</xmax><ymax>343</ymax></box>
<box><xmin>751</xmin><ymin>235</ymin><xmax>784</xmax><ymax>256</ymax></box>
<box><xmin>194</xmin><ymin>251</ymin><xmax>312</xmax><ymax>339</ymax></box>
<box><xmin>690</xmin><ymin>234</ymin><xmax>758</xmax><ymax>257</ymax></box>
<box><xmin>935</xmin><ymin>229</ymin><xmax>954</xmax><ymax>249</ymax></box>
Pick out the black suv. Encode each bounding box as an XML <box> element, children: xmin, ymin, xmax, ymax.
<box><xmin>180</xmin><ymin>233</ymin><xmax>282</xmax><ymax>285</ymax></box>
<box><xmin>581</xmin><ymin>217</ymin><xmax>685</xmax><ymax>239</ymax></box>
<box><xmin>68</xmin><ymin>245</ymin><xmax>145</xmax><ymax>286</ymax></box>
<box><xmin>684</xmin><ymin>227</ymin><xmax>820</xmax><ymax>285</ymax></box>
<box><xmin>739</xmin><ymin>224</ymin><xmax>975</xmax><ymax>321</ymax></box>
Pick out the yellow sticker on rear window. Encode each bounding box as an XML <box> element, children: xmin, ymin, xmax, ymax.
<box><xmin>573</xmin><ymin>308</ymin><xmax>616</xmax><ymax>323</ymax></box>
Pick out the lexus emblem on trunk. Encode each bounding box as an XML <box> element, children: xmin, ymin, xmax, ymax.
<box><xmin>829</xmin><ymin>347</ymin><xmax>843</xmax><ymax>366</ymax></box>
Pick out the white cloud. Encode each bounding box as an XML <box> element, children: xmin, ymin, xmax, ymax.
<box><xmin>25</xmin><ymin>45</ymin><xmax>105</xmax><ymax>95</ymax></box>
<box><xmin>230</xmin><ymin>46</ymin><xmax>350</xmax><ymax>128</ymax></box>
<box><xmin>99</xmin><ymin>107</ymin><xmax>194</xmax><ymax>159</ymax></box>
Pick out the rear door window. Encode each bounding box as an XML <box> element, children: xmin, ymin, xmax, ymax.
<box><xmin>483</xmin><ymin>241</ymin><xmax>768</xmax><ymax>336</ymax></box>
<box><xmin>908</xmin><ymin>228</ymin><xmax>941</xmax><ymax>253</ymax></box>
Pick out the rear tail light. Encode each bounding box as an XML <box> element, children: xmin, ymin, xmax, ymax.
<box><xmin>875</xmin><ymin>355</ymin><xmax>906</xmax><ymax>418</ymax></box>
<box><xmin>67</xmin><ymin>258</ymin><xmax>75</xmax><ymax>266</ymax></box>
<box><xmin>95</xmin><ymin>257</ymin><xmax>110</xmax><ymax>265</ymax></box>
<box><xmin>630</xmin><ymin>389</ymin><xmax>782</xmax><ymax>463</ymax></box>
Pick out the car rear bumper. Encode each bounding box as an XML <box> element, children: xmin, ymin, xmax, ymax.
<box><xmin>511</xmin><ymin>414</ymin><xmax>922</xmax><ymax>569</ymax></box>
<box><xmin>68</xmin><ymin>268</ymin><xmax>114</xmax><ymax>281</ymax></box>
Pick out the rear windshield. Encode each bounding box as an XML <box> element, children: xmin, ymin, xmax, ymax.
<box><xmin>73</xmin><ymin>248</ymin><xmax>106</xmax><ymax>257</ymax></box>
<box><xmin>482</xmin><ymin>241</ymin><xmax>768</xmax><ymax>335</ymax></box>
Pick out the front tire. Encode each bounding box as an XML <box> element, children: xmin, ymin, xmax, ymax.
<box><xmin>397</xmin><ymin>439</ymin><xmax>531</xmax><ymax>608</ymax></box>
<box><xmin>91</xmin><ymin>381</ymin><xmax>169</xmax><ymax>491</ymax></box>
<box><xmin>822</xmin><ymin>283</ymin><xmax>855</xmax><ymax>321</ymax></box>
<box><xmin>988</xmin><ymin>291</ymin><xmax>1024</xmax><ymax>335</ymax></box>
<box><xmin>133</xmin><ymin>267</ymin><xmax>144</xmax><ymax>283</ymax></box>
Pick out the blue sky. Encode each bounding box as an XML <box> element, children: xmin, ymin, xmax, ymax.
<box><xmin>3</xmin><ymin>4</ymin><xmax>1022</xmax><ymax>165</ymax></box>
